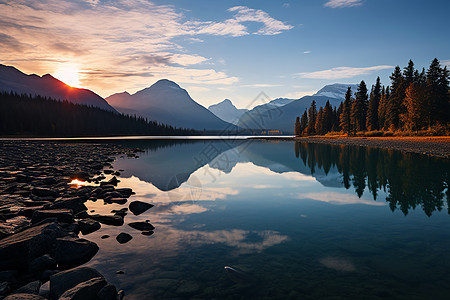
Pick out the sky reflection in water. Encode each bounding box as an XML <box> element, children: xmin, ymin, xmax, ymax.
<box><xmin>83</xmin><ymin>140</ymin><xmax>450</xmax><ymax>300</ymax></box>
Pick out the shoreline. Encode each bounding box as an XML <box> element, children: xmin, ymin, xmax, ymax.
<box><xmin>0</xmin><ymin>140</ymin><xmax>143</xmax><ymax>299</ymax></box>
<box><xmin>252</xmin><ymin>136</ymin><xmax>450</xmax><ymax>159</ymax></box>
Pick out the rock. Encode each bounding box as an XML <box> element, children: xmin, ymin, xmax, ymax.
<box><xmin>141</xmin><ymin>230</ymin><xmax>154</xmax><ymax>236</ymax></box>
<box><xmin>50</xmin><ymin>237</ymin><xmax>99</xmax><ymax>269</ymax></box>
<box><xmin>48</xmin><ymin>197</ymin><xmax>87</xmax><ymax>214</ymax></box>
<box><xmin>100</xmin><ymin>235</ymin><xmax>110</xmax><ymax>239</ymax></box>
<box><xmin>97</xmin><ymin>284</ymin><xmax>117</xmax><ymax>300</ymax></box>
<box><xmin>106</xmin><ymin>176</ymin><xmax>119</xmax><ymax>186</ymax></box>
<box><xmin>103</xmin><ymin>170</ymin><xmax>114</xmax><ymax>175</ymax></box>
<box><xmin>78</xmin><ymin>219</ymin><xmax>101</xmax><ymax>235</ymax></box>
<box><xmin>90</xmin><ymin>214</ymin><xmax>124</xmax><ymax>226</ymax></box>
<box><xmin>0</xmin><ymin>222</ymin><xmax>66</xmax><ymax>270</ymax></box>
<box><xmin>116</xmin><ymin>233</ymin><xmax>132</xmax><ymax>244</ymax></box>
<box><xmin>129</xmin><ymin>201</ymin><xmax>153</xmax><ymax>216</ymax></box>
<box><xmin>117</xmin><ymin>289</ymin><xmax>125</xmax><ymax>300</ymax></box>
<box><xmin>128</xmin><ymin>222</ymin><xmax>155</xmax><ymax>231</ymax></box>
<box><xmin>115</xmin><ymin>271</ymin><xmax>124</xmax><ymax>275</ymax></box>
<box><xmin>50</xmin><ymin>266</ymin><xmax>103</xmax><ymax>298</ymax></box>
<box><xmin>31</xmin><ymin>187</ymin><xmax>58</xmax><ymax>198</ymax></box>
<box><xmin>106</xmin><ymin>198</ymin><xmax>127</xmax><ymax>205</ymax></box>
<box><xmin>0</xmin><ymin>281</ymin><xmax>10</xmax><ymax>295</ymax></box>
<box><xmin>13</xmin><ymin>280</ymin><xmax>41</xmax><ymax>295</ymax></box>
<box><xmin>59</xmin><ymin>277</ymin><xmax>107</xmax><ymax>300</ymax></box>
<box><xmin>4</xmin><ymin>293</ymin><xmax>46</xmax><ymax>300</ymax></box>
<box><xmin>38</xmin><ymin>281</ymin><xmax>49</xmax><ymax>297</ymax></box>
<box><xmin>31</xmin><ymin>209</ymin><xmax>74</xmax><ymax>224</ymax></box>
<box><xmin>40</xmin><ymin>269</ymin><xmax>58</xmax><ymax>282</ymax></box>
<box><xmin>115</xmin><ymin>188</ymin><xmax>133</xmax><ymax>197</ymax></box>
<box><xmin>102</xmin><ymin>191</ymin><xmax>123</xmax><ymax>200</ymax></box>
<box><xmin>28</xmin><ymin>254</ymin><xmax>57</xmax><ymax>273</ymax></box>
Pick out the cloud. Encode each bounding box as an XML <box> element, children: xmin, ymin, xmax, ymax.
<box><xmin>442</xmin><ymin>60</ymin><xmax>450</xmax><ymax>67</ymax></box>
<box><xmin>283</xmin><ymin>90</ymin><xmax>317</xmax><ymax>99</ymax></box>
<box><xmin>183</xmin><ymin>6</ymin><xmax>293</xmax><ymax>37</ymax></box>
<box><xmin>303</xmin><ymin>51</ymin><xmax>311</xmax><ymax>54</ymax></box>
<box><xmin>241</xmin><ymin>83</ymin><xmax>282</xmax><ymax>88</ymax></box>
<box><xmin>296</xmin><ymin>65</ymin><xmax>393</xmax><ymax>79</ymax></box>
<box><xmin>1</xmin><ymin>0</ymin><xmax>264</xmax><ymax>96</ymax></box>
<box><xmin>324</xmin><ymin>0</ymin><xmax>363</xmax><ymax>8</ymax></box>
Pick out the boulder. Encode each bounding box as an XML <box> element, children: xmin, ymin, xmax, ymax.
<box><xmin>90</xmin><ymin>214</ymin><xmax>124</xmax><ymax>226</ymax></box>
<box><xmin>31</xmin><ymin>209</ymin><xmax>74</xmax><ymax>224</ymax></box>
<box><xmin>129</xmin><ymin>201</ymin><xmax>153</xmax><ymax>216</ymax></box>
<box><xmin>116</xmin><ymin>233</ymin><xmax>132</xmax><ymax>244</ymax></box>
<box><xmin>49</xmin><ymin>237</ymin><xmax>99</xmax><ymax>269</ymax></box>
<box><xmin>13</xmin><ymin>280</ymin><xmax>41</xmax><ymax>295</ymax></box>
<box><xmin>78</xmin><ymin>219</ymin><xmax>101</xmax><ymax>235</ymax></box>
<box><xmin>97</xmin><ymin>284</ymin><xmax>117</xmax><ymax>300</ymax></box>
<box><xmin>0</xmin><ymin>222</ymin><xmax>66</xmax><ymax>270</ymax></box>
<box><xmin>106</xmin><ymin>198</ymin><xmax>127</xmax><ymax>205</ymax></box>
<box><xmin>49</xmin><ymin>266</ymin><xmax>103</xmax><ymax>298</ymax></box>
<box><xmin>128</xmin><ymin>222</ymin><xmax>155</xmax><ymax>231</ymax></box>
<box><xmin>31</xmin><ymin>187</ymin><xmax>58</xmax><ymax>198</ymax></box>
<box><xmin>28</xmin><ymin>254</ymin><xmax>57</xmax><ymax>273</ymax></box>
<box><xmin>59</xmin><ymin>277</ymin><xmax>107</xmax><ymax>300</ymax></box>
<box><xmin>48</xmin><ymin>197</ymin><xmax>87</xmax><ymax>214</ymax></box>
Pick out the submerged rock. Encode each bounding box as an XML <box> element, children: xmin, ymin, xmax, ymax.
<box><xmin>128</xmin><ymin>222</ymin><xmax>155</xmax><ymax>231</ymax></box>
<box><xmin>116</xmin><ymin>233</ymin><xmax>132</xmax><ymax>244</ymax></box>
<box><xmin>129</xmin><ymin>201</ymin><xmax>153</xmax><ymax>216</ymax></box>
<box><xmin>90</xmin><ymin>214</ymin><xmax>124</xmax><ymax>226</ymax></box>
<box><xmin>78</xmin><ymin>219</ymin><xmax>101</xmax><ymax>235</ymax></box>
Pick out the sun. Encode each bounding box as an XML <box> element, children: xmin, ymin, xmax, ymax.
<box><xmin>53</xmin><ymin>64</ymin><xmax>81</xmax><ymax>87</ymax></box>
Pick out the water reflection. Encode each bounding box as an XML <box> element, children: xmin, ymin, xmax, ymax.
<box><xmin>113</xmin><ymin>139</ymin><xmax>448</xmax><ymax>216</ymax></box>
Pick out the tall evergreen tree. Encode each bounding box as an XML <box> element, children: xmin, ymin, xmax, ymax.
<box><xmin>378</xmin><ymin>86</ymin><xmax>387</xmax><ymax>130</ymax></box>
<box><xmin>339</xmin><ymin>87</ymin><xmax>353</xmax><ymax>135</ymax></box>
<box><xmin>425</xmin><ymin>58</ymin><xmax>442</xmax><ymax>127</ymax></box>
<box><xmin>335</xmin><ymin>102</ymin><xmax>343</xmax><ymax>132</ymax></box>
<box><xmin>351</xmin><ymin>80</ymin><xmax>368</xmax><ymax>132</ymax></box>
<box><xmin>300</xmin><ymin>110</ymin><xmax>308</xmax><ymax>136</ymax></box>
<box><xmin>315</xmin><ymin>107</ymin><xmax>324</xmax><ymax>135</ymax></box>
<box><xmin>388</xmin><ymin>66</ymin><xmax>404</xmax><ymax>129</ymax></box>
<box><xmin>403</xmin><ymin>83</ymin><xmax>427</xmax><ymax>131</ymax></box>
<box><xmin>307</xmin><ymin>100</ymin><xmax>317</xmax><ymax>135</ymax></box>
<box><xmin>294</xmin><ymin>116</ymin><xmax>301</xmax><ymax>136</ymax></box>
<box><xmin>323</xmin><ymin>100</ymin><xmax>333</xmax><ymax>133</ymax></box>
<box><xmin>366</xmin><ymin>76</ymin><xmax>382</xmax><ymax>131</ymax></box>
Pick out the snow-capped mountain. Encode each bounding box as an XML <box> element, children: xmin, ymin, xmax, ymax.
<box><xmin>106</xmin><ymin>79</ymin><xmax>235</xmax><ymax>131</ymax></box>
<box><xmin>0</xmin><ymin>64</ymin><xmax>117</xmax><ymax>112</ymax></box>
<box><xmin>208</xmin><ymin>99</ymin><xmax>248</xmax><ymax>125</ymax></box>
<box><xmin>314</xmin><ymin>83</ymin><xmax>359</xmax><ymax>99</ymax></box>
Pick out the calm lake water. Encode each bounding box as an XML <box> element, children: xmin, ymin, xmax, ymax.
<box><xmin>82</xmin><ymin>139</ymin><xmax>450</xmax><ymax>300</ymax></box>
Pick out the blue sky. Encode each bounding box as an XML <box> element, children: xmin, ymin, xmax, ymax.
<box><xmin>1</xmin><ymin>0</ymin><xmax>449</xmax><ymax>108</ymax></box>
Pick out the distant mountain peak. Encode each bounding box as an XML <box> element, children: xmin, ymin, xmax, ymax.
<box><xmin>314</xmin><ymin>83</ymin><xmax>359</xmax><ymax>99</ymax></box>
<box><xmin>208</xmin><ymin>99</ymin><xmax>248</xmax><ymax>125</ymax></box>
<box><xmin>152</xmin><ymin>79</ymin><xmax>181</xmax><ymax>89</ymax></box>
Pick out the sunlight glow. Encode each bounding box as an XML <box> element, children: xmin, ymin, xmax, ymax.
<box><xmin>69</xmin><ymin>179</ymin><xmax>87</xmax><ymax>187</ymax></box>
<box><xmin>53</xmin><ymin>64</ymin><xmax>81</xmax><ymax>87</ymax></box>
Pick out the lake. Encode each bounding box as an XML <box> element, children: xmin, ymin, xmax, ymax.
<box><xmin>82</xmin><ymin>139</ymin><xmax>450</xmax><ymax>299</ymax></box>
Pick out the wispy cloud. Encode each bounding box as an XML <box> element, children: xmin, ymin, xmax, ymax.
<box><xmin>297</xmin><ymin>65</ymin><xmax>393</xmax><ymax>79</ymax></box>
<box><xmin>0</xmin><ymin>1</ymin><xmax>289</xmax><ymax>97</ymax></box>
<box><xmin>324</xmin><ymin>0</ymin><xmax>363</xmax><ymax>8</ymax></box>
<box><xmin>442</xmin><ymin>60</ymin><xmax>450</xmax><ymax>67</ymax></box>
<box><xmin>303</xmin><ymin>51</ymin><xmax>311</xmax><ymax>54</ymax></box>
<box><xmin>183</xmin><ymin>6</ymin><xmax>293</xmax><ymax>37</ymax></box>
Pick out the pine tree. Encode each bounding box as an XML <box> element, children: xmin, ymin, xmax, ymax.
<box><xmin>295</xmin><ymin>116</ymin><xmax>301</xmax><ymax>136</ymax></box>
<box><xmin>402</xmin><ymin>83</ymin><xmax>426</xmax><ymax>131</ymax></box>
<box><xmin>323</xmin><ymin>100</ymin><xmax>333</xmax><ymax>133</ymax></box>
<box><xmin>378</xmin><ymin>86</ymin><xmax>387</xmax><ymax>130</ymax></box>
<box><xmin>335</xmin><ymin>102</ymin><xmax>343</xmax><ymax>132</ymax></box>
<box><xmin>366</xmin><ymin>76</ymin><xmax>381</xmax><ymax>131</ymax></box>
<box><xmin>351</xmin><ymin>80</ymin><xmax>368</xmax><ymax>132</ymax></box>
<box><xmin>300</xmin><ymin>110</ymin><xmax>308</xmax><ymax>136</ymax></box>
<box><xmin>425</xmin><ymin>58</ymin><xmax>442</xmax><ymax>127</ymax></box>
<box><xmin>315</xmin><ymin>107</ymin><xmax>324</xmax><ymax>135</ymax></box>
<box><xmin>307</xmin><ymin>100</ymin><xmax>317</xmax><ymax>135</ymax></box>
<box><xmin>339</xmin><ymin>87</ymin><xmax>353</xmax><ymax>135</ymax></box>
<box><xmin>388</xmin><ymin>66</ymin><xmax>404</xmax><ymax>129</ymax></box>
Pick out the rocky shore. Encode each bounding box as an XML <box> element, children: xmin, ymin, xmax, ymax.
<box><xmin>256</xmin><ymin>136</ymin><xmax>450</xmax><ymax>159</ymax></box>
<box><xmin>0</xmin><ymin>140</ymin><xmax>152</xmax><ymax>299</ymax></box>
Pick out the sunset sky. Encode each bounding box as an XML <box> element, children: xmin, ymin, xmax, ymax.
<box><xmin>1</xmin><ymin>0</ymin><xmax>449</xmax><ymax>108</ymax></box>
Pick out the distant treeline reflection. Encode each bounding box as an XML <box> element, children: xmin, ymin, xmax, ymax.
<box><xmin>294</xmin><ymin>142</ymin><xmax>449</xmax><ymax>216</ymax></box>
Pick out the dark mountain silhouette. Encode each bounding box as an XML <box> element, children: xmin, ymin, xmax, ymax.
<box><xmin>0</xmin><ymin>64</ymin><xmax>116</xmax><ymax>112</ymax></box>
<box><xmin>106</xmin><ymin>80</ymin><xmax>236</xmax><ymax>131</ymax></box>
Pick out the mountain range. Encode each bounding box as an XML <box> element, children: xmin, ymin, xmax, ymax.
<box><xmin>0</xmin><ymin>64</ymin><xmax>116</xmax><ymax>112</ymax></box>
<box><xmin>0</xmin><ymin>64</ymin><xmax>359</xmax><ymax>133</ymax></box>
<box><xmin>106</xmin><ymin>80</ymin><xmax>234</xmax><ymax>131</ymax></box>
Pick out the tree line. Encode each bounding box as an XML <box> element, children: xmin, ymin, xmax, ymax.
<box><xmin>0</xmin><ymin>92</ymin><xmax>197</xmax><ymax>137</ymax></box>
<box><xmin>295</xmin><ymin>58</ymin><xmax>449</xmax><ymax>136</ymax></box>
<box><xmin>294</xmin><ymin>141</ymin><xmax>449</xmax><ymax>216</ymax></box>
